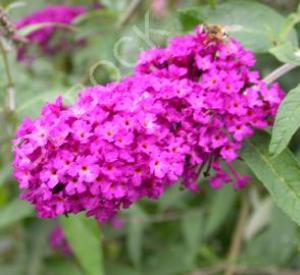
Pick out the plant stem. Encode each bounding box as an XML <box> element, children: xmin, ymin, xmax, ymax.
<box><xmin>224</xmin><ymin>195</ymin><xmax>250</xmax><ymax>275</ymax></box>
<box><xmin>263</xmin><ymin>63</ymin><xmax>298</xmax><ymax>85</ymax></box>
<box><xmin>0</xmin><ymin>38</ymin><xmax>15</xmax><ymax>112</ymax></box>
<box><xmin>117</xmin><ymin>0</ymin><xmax>142</xmax><ymax>28</ymax></box>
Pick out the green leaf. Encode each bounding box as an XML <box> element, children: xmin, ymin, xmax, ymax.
<box><xmin>143</xmin><ymin>245</ymin><xmax>194</xmax><ymax>275</ymax></box>
<box><xmin>73</xmin><ymin>9</ymin><xmax>117</xmax><ymax>26</ymax></box>
<box><xmin>204</xmin><ymin>185</ymin><xmax>236</xmax><ymax>238</ymax></box>
<box><xmin>158</xmin><ymin>187</ymin><xmax>188</xmax><ymax>211</ymax></box>
<box><xmin>60</xmin><ymin>214</ymin><xmax>104</xmax><ymax>275</ymax></box>
<box><xmin>178</xmin><ymin>8</ymin><xmax>205</xmax><ymax>32</ymax></box>
<box><xmin>210</xmin><ymin>0</ymin><xmax>298</xmax><ymax>52</ymax></box>
<box><xmin>178</xmin><ymin>0</ymin><xmax>297</xmax><ymax>52</ymax></box>
<box><xmin>26</xmin><ymin>221</ymin><xmax>52</xmax><ymax>275</ymax></box>
<box><xmin>0</xmin><ymin>164</ymin><xmax>12</xmax><ymax>187</ymax></box>
<box><xmin>74</xmin><ymin>9</ymin><xmax>118</xmax><ymax>39</ymax></box>
<box><xmin>0</xmin><ymin>265</ymin><xmax>22</xmax><ymax>275</ymax></box>
<box><xmin>100</xmin><ymin>0</ymin><xmax>127</xmax><ymax>12</ymax></box>
<box><xmin>270</xmin><ymin>84</ymin><xmax>300</xmax><ymax>156</ymax></box>
<box><xmin>16</xmin><ymin>85</ymin><xmax>71</xmax><ymax>118</ymax></box>
<box><xmin>126</xmin><ymin>205</ymin><xmax>147</xmax><ymax>267</ymax></box>
<box><xmin>44</xmin><ymin>259</ymin><xmax>83</xmax><ymax>275</ymax></box>
<box><xmin>278</xmin><ymin>6</ymin><xmax>300</xmax><ymax>44</ymax></box>
<box><xmin>269</xmin><ymin>42</ymin><xmax>300</xmax><ymax>65</ymax></box>
<box><xmin>208</xmin><ymin>0</ymin><xmax>217</xmax><ymax>9</ymax></box>
<box><xmin>241</xmin><ymin>131</ymin><xmax>300</xmax><ymax>227</ymax></box>
<box><xmin>242</xmin><ymin>206</ymin><xmax>297</xmax><ymax>266</ymax></box>
<box><xmin>105</xmin><ymin>263</ymin><xmax>140</xmax><ymax>275</ymax></box>
<box><xmin>0</xmin><ymin>200</ymin><xmax>33</xmax><ymax>229</ymax></box>
<box><xmin>181</xmin><ymin>211</ymin><xmax>204</xmax><ymax>259</ymax></box>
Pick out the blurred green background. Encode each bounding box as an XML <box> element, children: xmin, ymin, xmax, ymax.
<box><xmin>1</xmin><ymin>0</ymin><xmax>300</xmax><ymax>274</ymax></box>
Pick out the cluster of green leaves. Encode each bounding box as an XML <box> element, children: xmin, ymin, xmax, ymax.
<box><xmin>1</xmin><ymin>0</ymin><xmax>300</xmax><ymax>275</ymax></box>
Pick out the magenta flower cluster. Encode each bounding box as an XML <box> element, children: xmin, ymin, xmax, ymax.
<box><xmin>16</xmin><ymin>5</ymin><xmax>86</xmax><ymax>61</ymax></box>
<box><xmin>13</xmin><ymin>27</ymin><xmax>284</xmax><ymax>221</ymax></box>
<box><xmin>135</xmin><ymin>27</ymin><xmax>284</xmax><ymax>189</ymax></box>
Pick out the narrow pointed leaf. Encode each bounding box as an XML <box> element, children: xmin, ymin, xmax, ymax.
<box><xmin>0</xmin><ymin>200</ymin><xmax>33</xmax><ymax>229</ymax></box>
<box><xmin>270</xmin><ymin>84</ymin><xmax>300</xmax><ymax>156</ymax></box>
<box><xmin>241</xmin><ymin>131</ymin><xmax>300</xmax><ymax>226</ymax></box>
<box><xmin>204</xmin><ymin>186</ymin><xmax>236</xmax><ymax>237</ymax></box>
<box><xmin>60</xmin><ymin>214</ymin><xmax>104</xmax><ymax>275</ymax></box>
<box><xmin>278</xmin><ymin>8</ymin><xmax>300</xmax><ymax>43</ymax></box>
<box><xmin>126</xmin><ymin>205</ymin><xmax>147</xmax><ymax>267</ymax></box>
<box><xmin>182</xmin><ymin>211</ymin><xmax>204</xmax><ymax>258</ymax></box>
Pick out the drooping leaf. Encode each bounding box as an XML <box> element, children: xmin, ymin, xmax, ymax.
<box><xmin>204</xmin><ymin>185</ymin><xmax>237</xmax><ymax>238</ymax></box>
<box><xmin>241</xmin><ymin>131</ymin><xmax>300</xmax><ymax>227</ymax></box>
<box><xmin>26</xmin><ymin>221</ymin><xmax>52</xmax><ymax>275</ymax></box>
<box><xmin>181</xmin><ymin>210</ymin><xmax>204</xmax><ymax>260</ymax></box>
<box><xmin>269</xmin><ymin>42</ymin><xmax>300</xmax><ymax>65</ymax></box>
<box><xmin>126</xmin><ymin>205</ymin><xmax>147</xmax><ymax>267</ymax></box>
<box><xmin>60</xmin><ymin>214</ymin><xmax>104</xmax><ymax>275</ymax></box>
<box><xmin>270</xmin><ymin>84</ymin><xmax>300</xmax><ymax>156</ymax></box>
<box><xmin>0</xmin><ymin>200</ymin><xmax>33</xmax><ymax>229</ymax></box>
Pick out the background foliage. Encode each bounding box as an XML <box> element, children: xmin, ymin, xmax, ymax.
<box><xmin>1</xmin><ymin>0</ymin><xmax>300</xmax><ymax>274</ymax></box>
